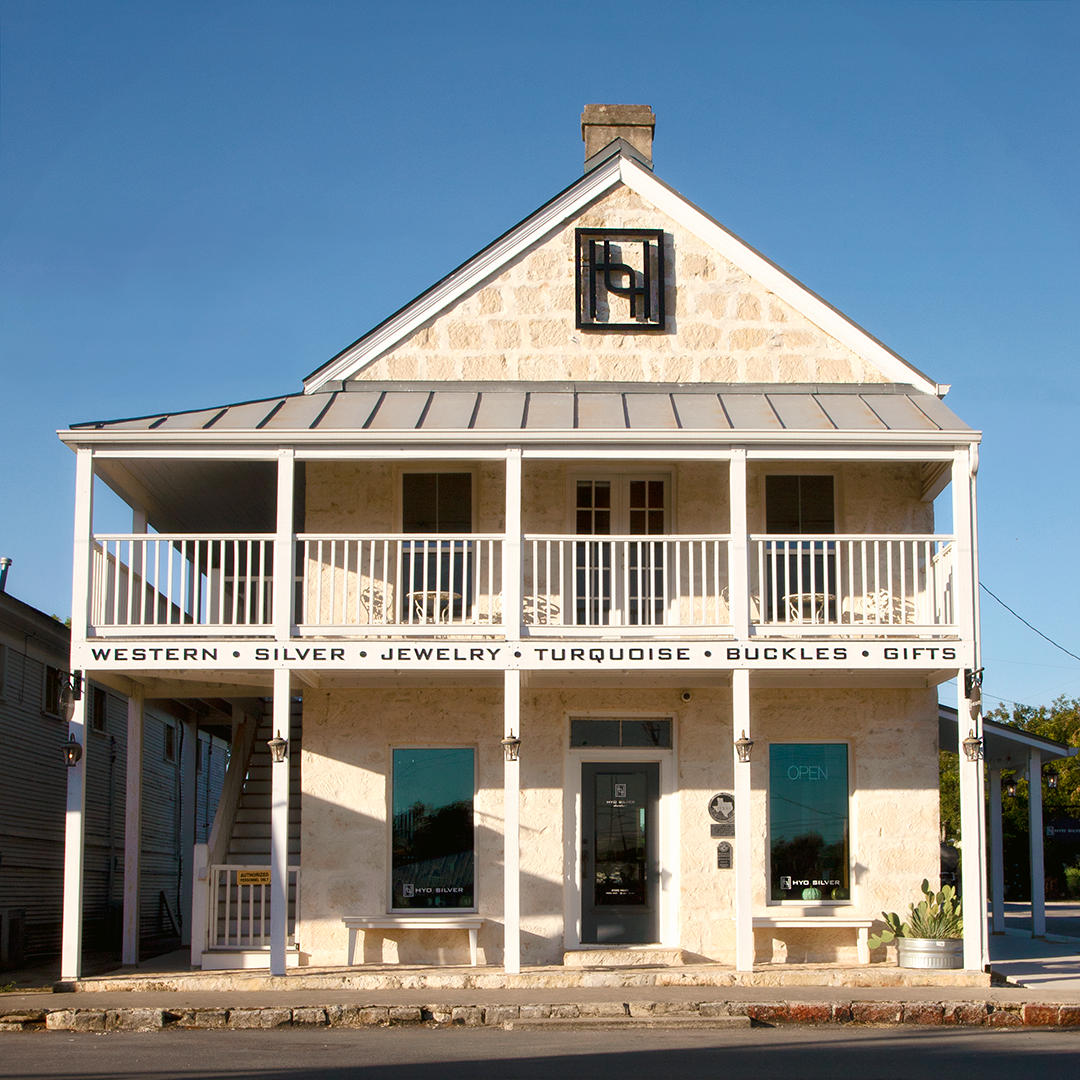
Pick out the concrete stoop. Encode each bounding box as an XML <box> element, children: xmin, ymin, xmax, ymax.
<box><xmin>60</xmin><ymin>962</ymin><xmax>995</xmax><ymax>993</ymax></box>
<box><xmin>3</xmin><ymin>999</ymin><xmax>1080</xmax><ymax>1032</ymax></box>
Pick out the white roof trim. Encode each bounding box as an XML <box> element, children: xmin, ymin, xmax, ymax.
<box><xmin>304</xmin><ymin>152</ymin><xmax>939</xmax><ymax>395</ymax></box>
<box><xmin>619</xmin><ymin>158</ymin><xmax>939</xmax><ymax>395</ymax></box>
<box><xmin>303</xmin><ymin>156</ymin><xmax>626</xmax><ymax>392</ymax></box>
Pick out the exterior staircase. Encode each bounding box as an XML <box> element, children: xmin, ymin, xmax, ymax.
<box><xmin>195</xmin><ymin>701</ymin><xmax>302</xmax><ymax>970</ymax></box>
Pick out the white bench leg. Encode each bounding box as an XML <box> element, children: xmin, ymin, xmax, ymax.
<box><xmin>469</xmin><ymin>928</ymin><xmax>478</xmax><ymax>967</ymax></box>
<box><xmin>857</xmin><ymin>927</ymin><xmax>869</xmax><ymax>965</ymax></box>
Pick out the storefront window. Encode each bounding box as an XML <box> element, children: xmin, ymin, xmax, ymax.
<box><xmin>769</xmin><ymin>743</ymin><xmax>850</xmax><ymax>902</ymax></box>
<box><xmin>391</xmin><ymin>747</ymin><xmax>475</xmax><ymax>910</ymax></box>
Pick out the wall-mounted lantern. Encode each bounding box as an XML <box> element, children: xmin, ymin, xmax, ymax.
<box><xmin>57</xmin><ymin>669</ymin><xmax>83</xmax><ymax>723</ymax></box>
<box><xmin>1044</xmin><ymin>765</ymin><xmax>1059</xmax><ymax>790</ymax></box>
<box><xmin>62</xmin><ymin>734</ymin><xmax>83</xmax><ymax>767</ymax></box>
<box><xmin>267</xmin><ymin>731</ymin><xmax>288</xmax><ymax>763</ymax></box>
<box><xmin>962</xmin><ymin>728</ymin><xmax>983</xmax><ymax>762</ymax></box>
<box><xmin>501</xmin><ymin>731</ymin><xmax>521</xmax><ymax>762</ymax></box>
<box><xmin>1004</xmin><ymin>774</ymin><xmax>1018</xmax><ymax>799</ymax></box>
<box><xmin>964</xmin><ymin>667</ymin><xmax>984</xmax><ymax>720</ymax></box>
<box><xmin>735</xmin><ymin>730</ymin><xmax>754</xmax><ymax>764</ymax></box>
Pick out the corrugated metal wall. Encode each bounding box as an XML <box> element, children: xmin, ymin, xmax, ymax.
<box><xmin>0</xmin><ymin>618</ymin><xmax>227</xmax><ymax>966</ymax></box>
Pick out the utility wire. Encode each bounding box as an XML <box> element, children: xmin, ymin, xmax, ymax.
<box><xmin>981</xmin><ymin>583</ymin><xmax>1080</xmax><ymax>664</ymax></box>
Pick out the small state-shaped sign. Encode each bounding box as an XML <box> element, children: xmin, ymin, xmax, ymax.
<box><xmin>576</xmin><ymin>228</ymin><xmax>665</xmax><ymax>330</ymax></box>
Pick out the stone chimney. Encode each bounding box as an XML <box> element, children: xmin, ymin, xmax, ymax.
<box><xmin>581</xmin><ymin>104</ymin><xmax>655</xmax><ymax>171</ymax></box>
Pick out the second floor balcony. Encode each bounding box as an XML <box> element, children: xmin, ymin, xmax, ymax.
<box><xmin>88</xmin><ymin>531</ymin><xmax>957</xmax><ymax>640</ymax></box>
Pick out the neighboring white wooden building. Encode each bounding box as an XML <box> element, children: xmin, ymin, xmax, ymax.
<box><xmin>56</xmin><ymin>106</ymin><xmax>987</xmax><ymax>978</ymax></box>
<box><xmin>0</xmin><ymin>580</ymin><xmax>227</xmax><ymax>969</ymax></box>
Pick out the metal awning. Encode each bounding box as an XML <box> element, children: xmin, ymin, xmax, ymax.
<box><xmin>69</xmin><ymin>382</ymin><xmax>973</xmax><ymax>437</ymax></box>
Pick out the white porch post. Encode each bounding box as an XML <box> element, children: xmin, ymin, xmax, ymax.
<box><xmin>1028</xmin><ymin>749</ymin><xmax>1045</xmax><ymax>937</ymax></box>
<box><xmin>504</xmin><ymin>448</ymin><xmax>522</xmax><ymax>633</ymax></box>
<box><xmin>61</xmin><ymin>447</ymin><xmax>94</xmax><ymax>982</ymax></box>
<box><xmin>728</xmin><ymin>450</ymin><xmax>749</xmax><ymax>636</ymax></box>
<box><xmin>503</xmin><ymin>668</ymin><xmax>521</xmax><ymax>974</ymax></box>
<box><xmin>122</xmin><ymin>684</ymin><xmax>144</xmax><ymax>965</ymax></box>
<box><xmin>957</xmin><ymin>673</ymin><xmax>986</xmax><ymax>971</ymax></box>
<box><xmin>989</xmin><ymin>765</ymin><xmax>1005</xmax><ymax>934</ymax></box>
<box><xmin>270</xmin><ymin>667</ymin><xmax>291</xmax><ymax>975</ymax></box>
<box><xmin>733</xmin><ymin>668</ymin><xmax>753</xmax><ymax>971</ymax></box>
<box><xmin>274</xmin><ymin>449</ymin><xmax>296</xmax><ymax>639</ymax></box>
<box><xmin>953</xmin><ymin>447</ymin><xmax>987</xmax><ymax>971</ymax></box>
<box><xmin>179</xmin><ymin>714</ymin><xmax>198</xmax><ymax>947</ymax></box>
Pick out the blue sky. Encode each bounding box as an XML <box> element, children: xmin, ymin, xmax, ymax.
<box><xmin>1</xmin><ymin>0</ymin><xmax>1077</xmax><ymax>711</ymax></box>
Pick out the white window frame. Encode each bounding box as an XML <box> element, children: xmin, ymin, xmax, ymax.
<box><xmin>563</xmin><ymin>711</ymin><xmax>679</xmax><ymax>950</ymax></box>
<box><xmin>765</xmin><ymin>738</ymin><xmax>856</xmax><ymax>909</ymax></box>
<box><xmin>387</xmin><ymin>744</ymin><xmax>479</xmax><ymax>915</ymax></box>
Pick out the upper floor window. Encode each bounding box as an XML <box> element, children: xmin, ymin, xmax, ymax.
<box><xmin>402</xmin><ymin>473</ymin><xmax>472</xmax><ymax>534</ymax></box>
<box><xmin>88</xmin><ymin>686</ymin><xmax>108</xmax><ymax>734</ymax></box>
<box><xmin>43</xmin><ymin>665</ymin><xmax>63</xmax><ymax>717</ymax></box>
<box><xmin>765</xmin><ymin>475</ymin><xmax>834</xmax><ymax>534</ymax></box>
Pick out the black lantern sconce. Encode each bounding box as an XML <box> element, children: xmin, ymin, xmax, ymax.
<box><xmin>501</xmin><ymin>731</ymin><xmax>521</xmax><ymax>762</ymax></box>
<box><xmin>1044</xmin><ymin>765</ymin><xmax>1059</xmax><ymax>791</ymax></box>
<box><xmin>1004</xmin><ymin>774</ymin><xmax>1018</xmax><ymax>799</ymax></box>
<box><xmin>735</xmin><ymin>730</ymin><xmax>754</xmax><ymax>764</ymax></box>
<box><xmin>964</xmin><ymin>667</ymin><xmax>984</xmax><ymax>720</ymax></box>
<box><xmin>267</xmin><ymin>731</ymin><xmax>288</xmax><ymax>764</ymax></box>
<box><xmin>962</xmin><ymin>728</ymin><xmax>983</xmax><ymax>762</ymax></box>
<box><xmin>61</xmin><ymin>733</ymin><xmax>83</xmax><ymax>767</ymax></box>
<box><xmin>57</xmin><ymin>669</ymin><xmax>83</xmax><ymax>723</ymax></box>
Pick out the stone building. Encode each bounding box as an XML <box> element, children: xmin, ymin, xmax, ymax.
<box><xmin>56</xmin><ymin>106</ymin><xmax>987</xmax><ymax>978</ymax></box>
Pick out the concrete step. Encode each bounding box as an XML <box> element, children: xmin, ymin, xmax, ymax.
<box><xmin>564</xmin><ymin>948</ymin><xmax>689</xmax><ymax>967</ymax></box>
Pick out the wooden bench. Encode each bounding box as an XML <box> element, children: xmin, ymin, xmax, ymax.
<box><xmin>752</xmin><ymin>917</ymin><xmax>874</xmax><ymax>965</ymax></box>
<box><xmin>343</xmin><ymin>916</ymin><xmax>483</xmax><ymax>967</ymax></box>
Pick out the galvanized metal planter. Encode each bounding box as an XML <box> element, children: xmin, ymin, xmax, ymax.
<box><xmin>897</xmin><ymin>937</ymin><xmax>964</xmax><ymax>969</ymax></box>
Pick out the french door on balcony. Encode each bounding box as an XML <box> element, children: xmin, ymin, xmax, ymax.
<box><xmin>574</xmin><ymin>477</ymin><xmax>668</xmax><ymax>626</ymax></box>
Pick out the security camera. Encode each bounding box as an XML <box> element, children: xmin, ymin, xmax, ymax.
<box><xmin>681</xmin><ymin>691</ymin><xmax>692</xmax><ymax>702</ymax></box>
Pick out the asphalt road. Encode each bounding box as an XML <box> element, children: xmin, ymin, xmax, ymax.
<box><xmin>2</xmin><ymin>1026</ymin><xmax>1079</xmax><ymax>1080</ymax></box>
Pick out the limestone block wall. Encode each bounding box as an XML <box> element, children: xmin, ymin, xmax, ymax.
<box><xmin>297</xmin><ymin>682</ymin><xmax>939</xmax><ymax>968</ymax></box>
<box><xmin>746</xmin><ymin>687</ymin><xmax>940</xmax><ymax>965</ymax></box>
<box><xmin>349</xmin><ymin>187</ymin><xmax>891</xmax><ymax>385</ymax></box>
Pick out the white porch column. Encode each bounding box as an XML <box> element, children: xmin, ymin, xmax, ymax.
<box><xmin>1028</xmin><ymin>749</ymin><xmax>1045</xmax><ymax>937</ymax></box>
<box><xmin>179</xmin><ymin>714</ymin><xmax>198</xmax><ymax>947</ymax></box>
<box><xmin>728</xmin><ymin>450</ymin><xmax>749</xmax><ymax>637</ymax></box>
<box><xmin>957</xmin><ymin>675</ymin><xmax>987</xmax><ymax>971</ymax></box>
<box><xmin>503</xmin><ymin>448</ymin><xmax>522</xmax><ymax>633</ymax></box>
<box><xmin>269</xmin><ymin>667</ymin><xmax>291</xmax><ymax>975</ymax></box>
<box><xmin>122</xmin><ymin>684</ymin><xmax>144</xmax><ymax>965</ymax></box>
<box><xmin>733</xmin><ymin>668</ymin><xmax>753</xmax><ymax>971</ymax></box>
<box><xmin>989</xmin><ymin>765</ymin><xmax>1005</xmax><ymax>934</ymax></box>
<box><xmin>273</xmin><ymin>449</ymin><xmax>296</xmax><ymax>640</ymax></box>
<box><xmin>61</xmin><ymin>447</ymin><xmax>95</xmax><ymax>981</ymax></box>
<box><xmin>503</xmin><ymin>668</ymin><xmax>521</xmax><ymax>974</ymax></box>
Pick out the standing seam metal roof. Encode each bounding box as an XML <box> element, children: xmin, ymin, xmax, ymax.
<box><xmin>70</xmin><ymin>384</ymin><xmax>973</xmax><ymax>435</ymax></box>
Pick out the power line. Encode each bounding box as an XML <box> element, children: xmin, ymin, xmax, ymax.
<box><xmin>981</xmin><ymin>583</ymin><xmax>1080</xmax><ymax>664</ymax></box>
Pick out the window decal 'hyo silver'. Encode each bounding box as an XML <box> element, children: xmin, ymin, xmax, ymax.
<box><xmin>576</xmin><ymin>228</ymin><xmax>665</xmax><ymax>330</ymax></box>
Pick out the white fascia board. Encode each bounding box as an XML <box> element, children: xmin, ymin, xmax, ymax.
<box><xmin>983</xmin><ymin>720</ymin><xmax>1078</xmax><ymax>759</ymax></box>
<box><xmin>617</xmin><ymin>158</ymin><xmax>941</xmax><ymax>396</ymax></box>
<box><xmin>63</xmin><ymin>428</ymin><xmax>975</xmax><ymax>455</ymax></box>
<box><xmin>302</xmin><ymin>157</ymin><xmax>626</xmax><ymax>392</ymax></box>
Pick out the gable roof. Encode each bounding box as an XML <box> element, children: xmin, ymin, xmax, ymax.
<box><xmin>304</xmin><ymin>148</ymin><xmax>941</xmax><ymax>396</ymax></box>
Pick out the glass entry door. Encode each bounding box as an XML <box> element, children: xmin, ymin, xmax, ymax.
<box><xmin>581</xmin><ymin>762</ymin><xmax>660</xmax><ymax>944</ymax></box>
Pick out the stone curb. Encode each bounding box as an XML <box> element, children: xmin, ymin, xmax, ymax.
<box><xmin>3</xmin><ymin>1000</ymin><xmax>1080</xmax><ymax>1032</ymax></box>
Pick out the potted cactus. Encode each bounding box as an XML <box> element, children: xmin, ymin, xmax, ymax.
<box><xmin>868</xmin><ymin>879</ymin><xmax>964</xmax><ymax>969</ymax></box>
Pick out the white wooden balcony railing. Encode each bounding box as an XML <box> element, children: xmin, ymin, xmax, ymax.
<box><xmin>748</xmin><ymin>535</ymin><xmax>955</xmax><ymax>633</ymax></box>
<box><xmin>87</xmin><ymin>532</ymin><xmax>958</xmax><ymax>638</ymax></box>
<box><xmin>297</xmin><ymin>534</ymin><xmax>503</xmax><ymax>633</ymax></box>
<box><xmin>521</xmin><ymin>535</ymin><xmax>731</xmax><ymax>633</ymax></box>
<box><xmin>208</xmin><ymin>864</ymin><xmax>299</xmax><ymax>950</ymax></box>
<box><xmin>92</xmin><ymin>535</ymin><xmax>275</xmax><ymax>634</ymax></box>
